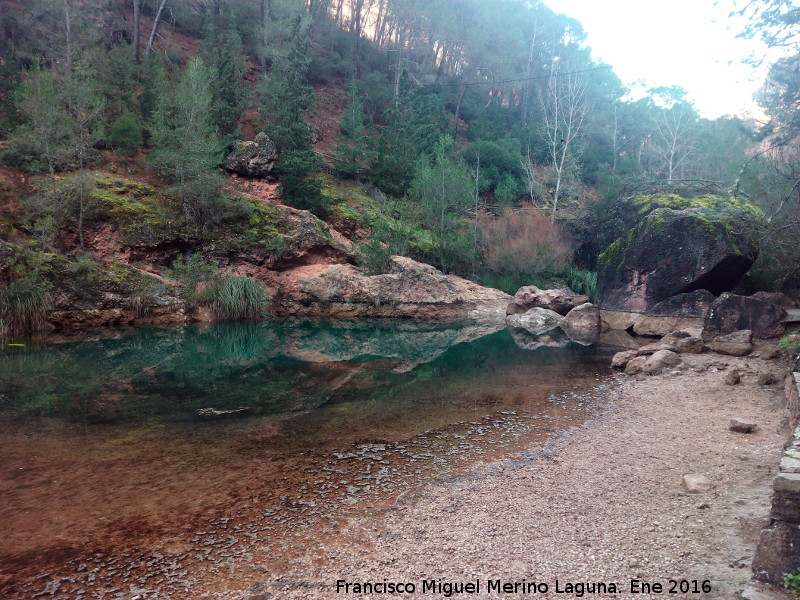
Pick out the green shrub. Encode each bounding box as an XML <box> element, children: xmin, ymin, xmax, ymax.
<box><xmin>0</xmin><ymin>274</ymin><xmax>53</xmax><ymax>335</ymax></box>
<box><xmin>165</xmin><ymin>253</ymin><xmax>217</xmax><ymax>308</ymax></box>
<box><xmin>200</xmin><ymin>275</ymin><xmax>268</xmax><ymax>321</ymax></box>
<box><xmin>785</xmin><ymin>568</ymin><xmax>800</xmax><ymax>597</ymax></box>
<box><xmin>107</xmin><ymin>110</ymin><xmax>143</xmax><ymax>156</ymax></box>
<box><xmin>778</xmin><ymin>333</ymin><xmax>800</xmax><ymax>355</ymax></box>
<box><xmin>561</xmin><ymin>266</ymin><xmax>599</xmax><ymax>303</ymax></box>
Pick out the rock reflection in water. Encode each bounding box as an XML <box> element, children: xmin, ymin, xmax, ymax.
<box><xmin>0</xmin><ymin>321</ymin><xmax>618</xmax><ymax>600</ymax></box>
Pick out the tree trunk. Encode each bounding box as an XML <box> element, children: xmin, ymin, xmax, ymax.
<box><xmin>146</xmin><ymin>0</ymin><xmax>168</xmax><ymax>56</ymax></box>
<box><xmin>0</xmin><ymin>1</ymin><xmax>6</xmax><ymax>50</ymax></box>
<box><xmin>260</xmin><ymin>0</ymin><xmax>271</xmax><ymax>72</ymax></box>
<box><xmin>63</xmin><ymin>0</ymin><xmax>73</xmax><ymax>74</ymax></box>
<box><xmin>132</xmin><ymin>0</ymin><xmax>142</xmax><ymax>64</ymax></box>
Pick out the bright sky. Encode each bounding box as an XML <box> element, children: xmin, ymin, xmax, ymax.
<box><xmin>542</xmin><ymin>0</ymin><xmax>776</xmax><ymax>119</ymax></box>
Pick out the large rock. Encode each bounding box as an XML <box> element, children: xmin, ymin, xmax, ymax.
<box><xmin>642</xmin><ymin>349</ymin><xmax>682</xmax><ymax>375</ymax></box>
<box><xmin>712</xmin><ymin>329</ymin><xmax>754</xmax><ymax>356</ymax></box>
<box><xmin>752</xmin><ymin>291</ymin><xmax>797</xmax><ymax>309</ymax></box>
<box><xmin>507</xmin><ymin>286</ymin><xmax>589</xmax><ymax>316</ymax></box>
<box><xmin>704</xmin><ymin>293</ymin><xmax>787</xmax><ymax>338</ymax></box>
<box><xmin>224</xmin><ymin>132</ymin><xmax>278</xmax><ymax>178</ymax></box>
<box><xmin>506</xmin><ymin>307</ymin><xmax>562</xmax><ymax>334</ymax></box>
<box><xmin>560</xmin><ymin>302</ymin><xmax>604</xmax><ymax>331</ymax></box>
<box><xmin>274</xmin><ymin>256</ymin><xmax>512</xmax><ymax>323</ymax></box>
<box><xmin>598</xmin><ymin>199</ymin><xmax>759</xmax><ymax>312</ymax></box>
<box><xmin>632</xmin><ymin>290</ymin><xmax>715</xmax><ymax>336</ymax></box>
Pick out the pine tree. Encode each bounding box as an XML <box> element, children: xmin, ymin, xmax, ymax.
<box><xmin>259</xmin><ymin>16</ymin><xmax>323</xmax><ymax>216</ymax></box>
<box><xmin>333</xmin><ymin>83</ymin><xmax>374</xmax><ymax>179</ymax></box>
<box><xmin>149</xmin><ymin>57</ymin><xmax>226</xmax><ymax>225</ymax></box>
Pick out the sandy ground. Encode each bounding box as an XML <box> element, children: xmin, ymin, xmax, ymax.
<box><xmin>258</xmin><ymin>350</ymin><xmax>794</xmax><ymax>600</ymax></box>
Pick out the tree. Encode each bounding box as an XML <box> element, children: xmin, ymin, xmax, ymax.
<box><xmin>259</xmin><ymin>15</ymin><xmax>324</xmax><ymax>215</ymax></box>
<box><xmin>333</xmin><ymin>82</ymin><xmax>374</xmax><ymax>178</ymax></box>
<box><xmin>646</xmin><ymin>86</ymin><xmax>699</xmax><ymax>183</ymax></box>
<box><xmin>410</xmin><ymin>135</ymin><xmax>475</xmax><ymax>273</ymax></box>
<box><xmin>149</xmin><ymin>57</ymin><xmax>226</xmax><ymax>225</ymax></box>
<box><xmin>538</xmin><ymin>63</ymin><xmax>588</xmax><ymax>221</ymax></box>
<box><xmin>200</xmin><ymin>19</ymin><xmax>250</xmax><ymax>143</ymax></box>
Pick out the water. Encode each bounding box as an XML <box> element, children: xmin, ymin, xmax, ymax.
<box><xmin>0</xmin><ymin>321</ymin><xmax>619</xmax><ymax>599</ymax></box>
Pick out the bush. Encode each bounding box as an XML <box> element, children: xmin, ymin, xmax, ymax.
<box><xmin>200</xmin><ymin>275</ymin><xmax>268</xmax><ymax>321</ymax></box>
<box><xmin>0</xmin><ymin>274</ymin><xmax>53</xmax><ymax>335</ymax></box>
<box><xmin>107</xmin><ymin>111</ymin><xmax>143</xmax><ymax>156</ymax></box>
<box><xmin>477</xmin><ymin>208</ymin><xmax>571</xmax><ymax>282</ymax></box>
<box><xmin>779</xmin><ymin>333</ymin><xmax>800</xmax><ymax>355</ymax></box>
<box><xmin>561</xmin><ymin>266</ymin><xmax>599</xmax><ymax>303</ymax></box>
<box><xmin>165</xmin><ymin>253</ymin><xmax>217</xmax><ymax>308</ymax></box>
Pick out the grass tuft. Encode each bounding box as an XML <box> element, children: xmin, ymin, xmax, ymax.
<box><xmin>200</xmin><ymin>276</ymin><xmax>268</xmax><ymax>321</ymax></box>
<box><xmin>0</xmin><ymin>275</ymin><xmax>53</xmax><ymax>335</ymax></box>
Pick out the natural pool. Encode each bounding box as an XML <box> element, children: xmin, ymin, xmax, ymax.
<box><xmin>0</xmin><ymin>321</ymin><xmax>620</xmax><ymax>599</ymax></box>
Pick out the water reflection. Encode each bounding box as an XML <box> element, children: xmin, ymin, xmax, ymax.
<box><xmin>0</xmin><ymin>321</ymin><xmax>618</xmax><ymax>599</ymax></box>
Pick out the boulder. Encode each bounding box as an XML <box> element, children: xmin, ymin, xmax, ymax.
<box><xmin>751</xmin><ymin>291</ymin><xmax>797</xmax><ymax>309</ymax></box>
<box><xmin>611</xmin><ymin>350</ymin><xmax>639</xmax><ymax>369</ymax></box>
<box><xmin>674</xmin><ymin>336</ymin><xmax>705</xmax><ymax>354</ymax></box>
<box><xmin>682</xmin><ymin>474</ymin><xmax>714</xmax><ymax>493</ymax></box>
<box><xmin>632</xmin><ymin>290</ymin><xmax>716</xmax><ymax>336</ymax></box>
<box><xmin>637</xmin><ymin>341</ymin><xmax>677</xmax><ymax>355</ymax></box>
<box><xmin>599</xmin><ymin>309</ymin><xmax>639</xmax><ymax>331</ymax></box>
<box><xmin>730</xmin><ymin>418</ymin><xmax>757</xmax><ymax>433</ymax></box>
<box><xmin>507</xmin><ymin>286</ymin><xmax>589</xmax><ymax>316</ymax></box>
<box><xmin>642</xmin><ymin>349</ymin><xmax>682</xmax><ymax>375</ymax></box>
<box><xmin>760</xmin><ymin>345</ymin><xmax>780</xmax><ymax>360</ymax></box>
<box><xmin>597</xmin><ymin>202</ymin><xmax>759</xmax><ymax>312</ymax></box>
<box><xmin>505</xmin><ymin>307</ymin><xmax>562</xmax><ymax>334</ymax></box>
<box><xmin>275</xmin><ymin>256</ymin><xmax>511</xmax><ymax>323</ymax></box>
<box><xmin>704</xmin><ymin>293</ymin><xmax>787</xmax><ymax>339</ymax></box>
<box><xmin>712</xmin><ymin>330</ymin><xmax>753</xmax><ymax>356</ymax></box>
<box><xmin>625</xmin><ymin>356</ymin><xmax>647</xmax><ymax>375</ymax></box>
<box><xmin>559</xmin><ymin>303</ymin><xmax>605</xmax><ymax>334</ymax></box>
<box><xmin>224</xmin><ymin>132</ymin><xmax>278</xmax><ymax>178</ymax></box>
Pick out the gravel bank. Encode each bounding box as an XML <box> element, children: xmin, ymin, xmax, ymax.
<box><xmin>266</xmin><ymin>352</ymin><xmax>792</xmax><ymax>600</ymax></box>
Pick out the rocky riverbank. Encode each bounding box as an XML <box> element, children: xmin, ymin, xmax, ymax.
<box><xmin>236</xmin><ymin>345</ymin><xmax>794</xmax><ymax>600</ymax></box>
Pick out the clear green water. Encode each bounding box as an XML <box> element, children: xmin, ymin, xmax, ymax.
<box><xmin>0</xmin><ymin>321</ymin><xmax>619</xmax><ymax>599</ymax></box>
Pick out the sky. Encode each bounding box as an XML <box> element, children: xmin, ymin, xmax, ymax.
<box><xmin>542</xmin><ymin>0</ymin><xmax>776</xmax><ymax>118</ymax></box>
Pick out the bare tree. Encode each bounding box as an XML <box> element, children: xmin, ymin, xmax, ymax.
<box><xmin>132</xmin><ymin>0</ymin><xmax>142</xmax><ymax>64</ymax></box>
<box><xmin>146</xmin><ymin>0</ymin><xmax>168</xmax><ymax>57</ymax></box>
<box><xmin>650</xmin><ymin>101</ymin><xmax>697</xmax><ymax>182</ymax></box>
<box><xmin>260</xmin><ymin>0</ymin><xmax>271</xmax><ymax>73</ymax></box>
<box><xmin>538</xmin><ymin>62</ymin><xmax>587</xmax><ymax>221</ymax></box>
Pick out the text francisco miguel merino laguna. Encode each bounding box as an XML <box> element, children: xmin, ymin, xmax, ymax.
<box><xmin>335</xmin><ymin>578</ymin><xmax>711</xmax><ymax>597</ymax></box>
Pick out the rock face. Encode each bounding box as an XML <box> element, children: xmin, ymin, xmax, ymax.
<box><xmin>505</xmin><ymin>307</ymin><xmax>562</xmax><ymax>334</ymax></box>
<box><xmin>507</xmin><ymin>286</ymin><xmax>589</xmax><ymax>316</ymax></box>
<box><xmin>632</xmin><ymin>290</ymin><xmax>716</xmax><ymax>337</ymax></box>
<box><xmin>751</xmin><ymin>291</ymin><xmax>797</xmax><ymax>309</ymax></box>
<box><xmin>224</xmin><ymin>132</ymin><xmax>278</xmax><ymax>178</ymax></box>
<box><xmin>598</xmin><ymin>206</ymin><xmax>758</xmax><ymax>312</ymax></box>
<box><xmin>712</xmin><ymin>330</ymin><xmax>754</xmax><ymax>356</ymax></box>
<box><xmin>274</xmin><ymin>257</ymin><xmax>512</xmax><ymax>323</ymax></box>
<box><xmin>704</xmin><ymin>293</ymin><xmax>788</xmax><ymax>339</ymax></box>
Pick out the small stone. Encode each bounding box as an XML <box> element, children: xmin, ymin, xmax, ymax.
<box><xmin>682</xmin><ymin>474</ymin><xmax>713</xmax><ymax>493</ymax></box>
<box><xmin>759</xmin><ymin>345</ymin><xmax>780</xmax><ymax>360</ymax></box>
<box><xmin>611</xmin><ymin>350</ymin><xmax>638</xmax><ymax>369</ymax></box>
<box><xmin>628</xmin><ymin>559</ymin><xmax>639</xmax><ymax>568</ymax></box>
<box><xmin>757</xmin><ymin>371</ymin><xmax>778</xmax><ymax>386</ymax></box>
<box><xmin>725</xmin><ymin>368</ymin><xmax>741</xmax><ymax>386</ymax></box>
<box><xmin>712</xmin><ymin>329</ymin><xmax>754</xmax><ymax>357</ymax></box>
<box><xmin>698</xmin><ymin>503</ymin><xmax>710</xmax><ymax>509</ymax></box>
<box><xmin>625</xmin><ymin>356</ymin><xmax>647</xmax><ymax>375</ymax></box>
<box><xmin>730</xmin><ymin>418</ymin><xmax>757</xmax><ymax>433</ymax></box>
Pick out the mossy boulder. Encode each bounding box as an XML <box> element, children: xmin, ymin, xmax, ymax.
<box><xmin>597</xmin><ymin>195</ymin><xmax>761</xmax><ymax>312</ymax></box>
<box><xmin>224</xmin><ymin>132</ymin><xmax>278</xmax><ymax>179</ymax></box>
